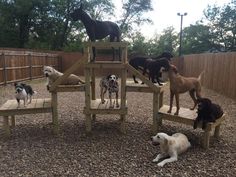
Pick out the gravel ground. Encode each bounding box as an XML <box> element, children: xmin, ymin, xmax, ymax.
<box><xmin>0</xmin><ymin>78</ymin><xmax>235</xmax><ymax>177</ymax></box>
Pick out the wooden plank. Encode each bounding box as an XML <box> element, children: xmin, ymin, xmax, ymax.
<box><xmin>0</xmin><ymin>99</ymin><xmax>52</xmax><ymax>116</ymax></box>
<box><xmin>85</xmin><ymin>62</ymin><xmax>125</xmax><ymax>69</ymax></box>
<box><xmin>84</xmin><ymin>42</ymin><xmax>128</xmax><ymax>49</ymax></box>
<box><xmin>54</xmin><ymin>84</ymin><xmax>85</xmax><ymax>92</ymax></box>
<box><xmin>126</xmin><ymin>80</ymin><xmax>167</xmax><ymax>93</ymax></box>
<box><xmin>159</xmin><ymin>105</ymin><xmax>197</xmax><ymax>125</ymax></box>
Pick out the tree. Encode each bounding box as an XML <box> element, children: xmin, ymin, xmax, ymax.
<box><xmin>118</xmin><ymin>0</ymin><xmax>153</xmax><ymax>38</ymax></box>
<box><xmin>203</xmin><ymin>2</ymin><xmax>236</xmax><ymax>51</ymax></box>
<box><xmin>148</xmin><ymin>27</ymin><xmax>178</xmax><ymax>56</ymax></box>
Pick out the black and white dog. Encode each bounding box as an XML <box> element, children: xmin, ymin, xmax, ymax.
<box><xmin>14</xmin><ymin>83</ymin><xmax>36</xmax><ymax>108</ymax></box>
<box><xmin>100</xmin><ymin>75</ymin><xmax>119</xmax><ymax>108</ymax></box>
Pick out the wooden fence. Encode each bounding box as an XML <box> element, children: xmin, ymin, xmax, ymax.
<box><xmin>0</xmin><ymin>49</ymin><xmax>61</xmax><ymax>85</ymax></box>
<box><xmin>172</xmin><ymin>52</ymin><xmax>236</xmax><ymax>100</ymax></box>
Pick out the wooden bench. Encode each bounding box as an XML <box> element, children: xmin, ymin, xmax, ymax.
<box><xmin>0</xmin><ymin>98</ymin><xmax>54</xmax><ymax>137</ymax></box>
<box><xmin>158</xmin><ymin>105</ymin><xmax>226</xmax><ymax>149</ymax></box>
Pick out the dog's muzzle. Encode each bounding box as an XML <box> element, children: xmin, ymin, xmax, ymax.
<box><xmin>151</xmin><ymin>137</ymin><xmax>160</xmax><ymax>146</ymax></box>
<box><xmin>45</xmin><ymin>73</ymin><xmax>49</xmax><ymax>77</ymax></box>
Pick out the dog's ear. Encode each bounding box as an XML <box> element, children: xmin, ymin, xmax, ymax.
<box><xmin>116</xmin><ymin>75</ymin><xmax>118</xmax><ymax>80</ymax></box>
<box><xmin>14</xmin><ymin>82</ymin><xmax>18</xmax><ymax>87</ymax></box>
<box><xmin>106</xmin><ymin>75</ymin><xmax>111</xmax><ymax>80</ymax></box>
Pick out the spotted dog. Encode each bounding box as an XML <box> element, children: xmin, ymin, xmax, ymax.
<box><xmin>100</xmin><ymin>75</ymin><xmax>119</xmax><ymax>108</ymax></box>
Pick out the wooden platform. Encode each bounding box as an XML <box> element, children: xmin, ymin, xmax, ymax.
<box><xmin>83</xmin><ymin>99</ymin><xmax>127</xmax><ymax>115</ymax></box>
<box><xmin>0</xmin><ymin>98</ymin><xmax>53</xmax><ymax>137</ymax></box>
<box><xmin>158</xmin><ymin>105</ymin><xmax>226</xmax><ymax>149</ymax></box>
<box><xmin>0</xmin><ymin>98</ymin><xmax>52</xmax><ymax>116</ymax></box>
<box><xmin>159</xmin><ymin>105</ymin><xmax>197</xmax><ymax>126</ymax></box>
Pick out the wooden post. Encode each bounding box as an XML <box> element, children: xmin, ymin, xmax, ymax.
<box><xmin>3</xmin><ymin>116</ymin><xmax>10</xmax><ymax>137</ymax></box>
<box><xmin>28</xmin><ymin>54</ymin><xmax>32</xmax><ymax>80</ymax></box>
<box><xmin>203</xmin><ymin>130</ymin><xmax>211</xmax><ymax>149</ymax></box>
<box><xmin>51</xmin><ymin>92</ymin><xmax>59</xmax><ymax>134</ymax></box>
<box><xmin>11</xmin><ymin>116</ymin><xmax>16</xmax><ymax>127</ymax></box>
<box><xmin>152</xmin><ymin>92</ymin><xmax>160</xmax><ymax>134</ymax></box>
<box><xmin>2</xmin><ymin>53</ymin><xmax>7</xmax><ymax>85</ymax></box>
<box><xmin>85</xmin><ymin>114</ymin><xmax>92</xmax><ymax>133</ymax></box>
<box><xmin>91</xmin><ymin>68</ymin><xmax>96</xmax><ymax>120</ymax></box>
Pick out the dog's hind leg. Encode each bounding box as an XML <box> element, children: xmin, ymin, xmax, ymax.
<box><xmin>189</xmin><ymin>90</ymin><xmax>197</xmax><ymax>110</ymax></box>
<box><xmin>133</xmin><ymin>75</ymin><xmax>139</xmax><ymax>83</ymax></box>
<box><xmin>174</xmin><ymin>94</ymin><xmax>180</xmax><ymax>115</ymax></box>
<box><xmin>115</xmin><ymin>92</ymin><xmax>119</xmax><ymax>107</ymax></box>
<box><xmin>109</xmin><ymin>92</ymin><xmax>113</xmax><ymax>108</ymax></box>
<box><xmin>167</xmin><ymin>91</ymin><xmax>174</xmax><ymax>114</ymax></box>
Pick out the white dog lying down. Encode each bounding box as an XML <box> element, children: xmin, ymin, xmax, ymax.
<box><xmin>43</xmin><ymin>66</ymin><xmax>85</xmax><ymax>90</ymax></box>
<box><xmin>151</xmin><ymin>132</ymin><xmax>191</xmax><ymax>167</ymax></box>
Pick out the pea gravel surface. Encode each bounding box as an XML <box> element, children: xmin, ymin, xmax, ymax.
<box><xmin>0</xmin><ymin>78</ymin><xmax>235</xmax><ymax>177</ymax></box>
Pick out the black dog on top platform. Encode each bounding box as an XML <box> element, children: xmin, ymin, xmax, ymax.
<box><xmin>194</xmin><ymin>98</ymin><xmax>224</xmax><ymax>130</ymax></box>
<box><xmin>70</xmin><ymin>4</ymin><xmax>121</xmax><ymax>60</ymax></box>
<box><xmin>129</xmin><ymin>52</ymin><xmax>173</xmax><ymax>83</ymax></box>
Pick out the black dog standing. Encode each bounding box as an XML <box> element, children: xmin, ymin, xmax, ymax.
<box><xmin>194</xmin><ymin>98</ymin><xmax>224</xmax><ymax>129</ymax></box>
<box><xmin>70</xmin><ymin>4</ymin><xmax>121</xmax><ymax>61</ymax></box>
<box><xmin>129</xmin><ymin>52</ymin><xmax>173</xmax><ymax>84</ymax></box>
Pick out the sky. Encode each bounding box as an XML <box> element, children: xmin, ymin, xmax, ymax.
<box><xmin>113</xmin><ymin>0</ymin><xmax>232</xmax><ymax>38</ymax></box>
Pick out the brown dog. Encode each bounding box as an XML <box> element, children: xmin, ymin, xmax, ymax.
<box><xmin>167</xmin><ymin>64</ymin><xmax>203</xmax><ymax>115</ymax></box>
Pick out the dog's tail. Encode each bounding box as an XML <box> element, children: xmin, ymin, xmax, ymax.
<box><xmin>198</xmin><ymin>71</ymin><xmax>204</xmax><ymax>82</ymax></box>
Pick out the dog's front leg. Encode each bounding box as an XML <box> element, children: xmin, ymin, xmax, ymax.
<box><xmin>17</xmin><ymin>99</ymin><xmax>20</xmax><ymax>108</ymax></box>
<box><xmin>174</xmin><ymin>94</ymin><xmax>180</xmax><ymax>115</ymax></box>
<box><xmin>109</xmin><ymin>92</ymin><xmax>113</xmax><ymax>108</ymax></box>
<box><xmin>152</xmin><ymin>153</ymin><xmax>168</xmax><ymax>163</ymax></box>
<box><xmin>167</xmin><ymin>91</ymin><xmax>174</xmax><ymax>113</ymax></box>
<box><xmin>100</xmin><ymin>88</ymin><xmax>105</xmax><ymax>104</ymax></box>
<box><xmin>23</xmin><ymin>97</ymin><xmax>27</xmax><ymax>107</ymax></box>
<box><xmin>115</xmin><ymin>91</ymin><xmax>119</xmax><ymax>107</ymax></box>
<box><xmin>157</xmin><ymin>155</ymin><xmax>178</xmax><ymax>167</ymax></box>
<box><xmin>189</xmin><ymin>90</ymin><xmax>197</xmax><ymax>110</ymax></box>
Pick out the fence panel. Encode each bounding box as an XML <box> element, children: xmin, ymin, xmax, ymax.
<box><xmin>0</xmin><ymin>50</ymin><xmax>60</xmax><ymax>85</ymax></box>
<box><xmin>174</xmin><ymin>52</ymin><xmax>236</xmax><ymax>100</ymax></box>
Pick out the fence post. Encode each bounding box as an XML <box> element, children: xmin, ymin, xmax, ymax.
<box><xmin>28</xmin><ymin>53</ymin><xmax>32</xmax><ymax>80</ymax></box>
<box><xmin>2</xmin><ymin>53</ymin><xmax>7</xmax><ymax>85</ymax></box>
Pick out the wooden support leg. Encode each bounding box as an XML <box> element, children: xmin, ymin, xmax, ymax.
<box><xmin>10</xmin><ymin>116</ymin><xmax>15</xmax><ymax>128</ymax></box>
<box><xmin>3</xmin><ymin>116</ymin><xmax>10</xmax><ymax>137</ymax></box>
<box><xmin>203</xmin><ymin>130</ymin><xmax>211</xmax><ymax>149</ymax></box>
<box><xmin>152</xmin><ymin>92</ymin><xmax>160</xmax><ymax>134</ymax></box>
<box><xmin>85</xmin><ymin>114</ymin><xmax>92</xmax><ymax>133</ymax></box>
<box><xmin>120</xmin><ymin>114</ymin><xmax>126</xmax><ymax>134</ymax></box>
<box><xmin>214</xmin><ymin>124</ymin><xmax>221</xmax><ymax>138</ymax></box>
<box><xmin>51</xmin><ymin>92</ymin><xmax>59</xmax><ymax>135</ymax></box>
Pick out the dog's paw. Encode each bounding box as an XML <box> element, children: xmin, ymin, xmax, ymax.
<box><xmin>157</xmin><ymin>162</ymin><xmax>165</xmax><ymax>167</ymax></box>
<box><xmin>167</xmin><ymin>110</ymin><xmax>171</xmax><ymax>113</ymax></box>
<box><xmin>174</xmin><ymin>112</ymin><xmax>179</xmax><ymax>115</ymax></box>
<box><xmin>152</xmin><ymin>159</ymin><xmax>159</xmax><ymax>163</ymax></box>
<box><xmin>109</xmin><ymin>105</ymin><xmax>114</xmax><ymax>108</ymax></box>
<box><xmin>116</xmin><ymin>104</ymin><xmax>119</xmax><ymax>108</ymax></box>
<box><xmin>101</xmin><ymin>100</ymin><xmax>106</xmax><ymax>104</ymax></box>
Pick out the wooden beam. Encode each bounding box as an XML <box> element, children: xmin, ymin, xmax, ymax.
<box><xmin>84</xmin><ymin>42</ymin><xmax>128</xmax><ymax>49</ymax></box>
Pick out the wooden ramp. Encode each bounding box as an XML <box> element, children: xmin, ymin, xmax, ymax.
<box><xmin>158</xmin><ymin>105</ymin><xmax>226</xmax><ymax>149</ymax></box>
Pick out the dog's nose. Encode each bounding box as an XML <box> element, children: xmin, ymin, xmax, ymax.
<box><xmin>150</xmin><ymin>137</ymin><xmax>153</xmax><ymax>141</ymax></box>
<box><xmin>45</xmin><ymin>73</ymin><xmax>49</xmax><ymax>77</ymax></box>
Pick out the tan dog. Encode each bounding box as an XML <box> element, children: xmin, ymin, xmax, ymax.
<box><xmin>43</xmin><ymin>66</ymin><xmax>84</xmax><ymax>90</ymax></box>
<box><xmin>167</xmin><ymin>64</ymin><xmax>203</xmax><ymax>115</ymax></box>
<box><xmin>151</xmin><ymin>132</ymin><xmax>191</xmax><ymax>167</ymax></box>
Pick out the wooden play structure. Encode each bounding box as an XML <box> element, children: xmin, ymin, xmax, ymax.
<box><xmin>0</xmin><ymin>41</ymin><xmax>226</xmax><ymax>149</ymax></box>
